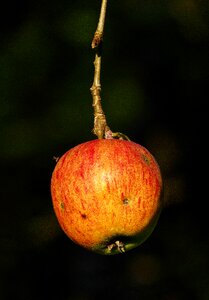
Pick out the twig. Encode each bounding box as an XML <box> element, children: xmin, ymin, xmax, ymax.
<box><xmin>90</xmin><ymin>0</ymin><xmax>110</xmax><ymax>139</ymax></box>
<box><xmin>91</xmin><ymin>0</ymin><xmax>107</xmax><ymax>49</ymax></box>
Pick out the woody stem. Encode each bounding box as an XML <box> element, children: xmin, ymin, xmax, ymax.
<box><xmin>90</xmin><ymin>0</ymin><xmax>110</xmax><ymax>139</ymax></box>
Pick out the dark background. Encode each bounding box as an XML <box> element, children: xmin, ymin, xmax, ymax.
<box><xmin>1</xmin><ymin>0</ymin><xmax>208</xmax><ymax>299</ymax></box>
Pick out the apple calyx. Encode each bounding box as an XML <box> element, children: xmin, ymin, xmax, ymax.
<box><xmin>107</xmin><ymin>240</ymin><xmax>126</xmax><ymax>253</ymax></box>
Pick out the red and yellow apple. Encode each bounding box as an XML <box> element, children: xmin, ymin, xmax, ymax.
<box><xmin>51</xmin><ymin>139</ymin><xmax>162</xmax><ymax>255</ymax></box>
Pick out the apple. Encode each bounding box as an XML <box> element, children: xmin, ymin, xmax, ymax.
<box><xmin>51</xmin><ymin>139</ymin><xmax>162</xmax><ymax>255</ymax></box>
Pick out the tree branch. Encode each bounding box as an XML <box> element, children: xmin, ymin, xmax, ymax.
<box><xmin>90</xmin><ymin>0</ymin><xmax>110</xmax><ymax>139</ymax></box>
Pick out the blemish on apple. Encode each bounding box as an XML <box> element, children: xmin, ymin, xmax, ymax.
<box><xmin>142</xmin><ymin>154</ymin><xmax>150</xmax><ymax>165</ymax></box>
<box><xmin>81</xmin><ymin>213</ymin><xmax>87</xmax><ymax>219</ymax></box>
<box><xmin>123</xmin><ymin>198</ymin><xmax>129</xmax><ymax>205</ymax></box>
<box><xmin>60</xmin><ymin>202</ymin><xmax>65</xmax><ymax>210</ymax></box>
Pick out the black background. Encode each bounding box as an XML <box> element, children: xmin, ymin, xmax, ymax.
<box><xmin>1</xmin><ymin>1</ymin><xmax>208</xmax><ymax>299</ymax></box>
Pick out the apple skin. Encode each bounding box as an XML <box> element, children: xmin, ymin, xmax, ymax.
<box><xmin>51</xmin><ymin>139</ymin><xmax>162</xmax><ymax>255</ymax></box>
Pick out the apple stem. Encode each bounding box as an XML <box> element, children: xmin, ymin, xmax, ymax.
<box><xmin>90</xmin><ymin>0</ymin><xmax>110</xmax><ymax>139</ymax></box>
<box><xmin>90</xmin><ymin>1</ymin><xmax>131</xmax><ymax>142</ymax></box>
